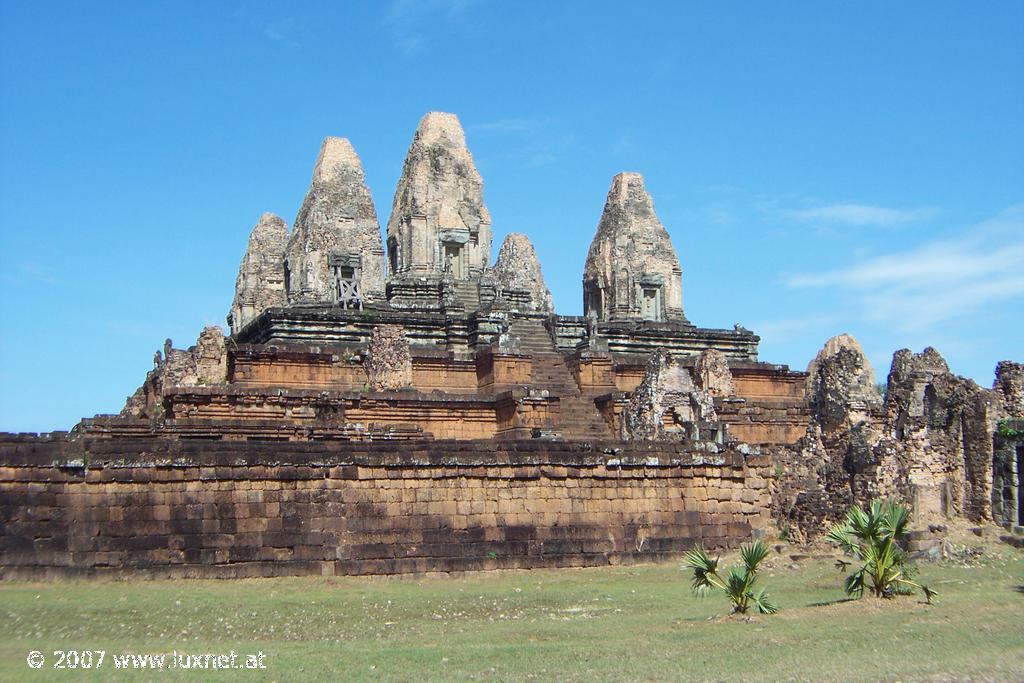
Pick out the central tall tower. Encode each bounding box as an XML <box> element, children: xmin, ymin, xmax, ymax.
<box><xmin>385</xmin><ymin>112</ymin><xmax>492</xmax><ymax>308</ymax></box>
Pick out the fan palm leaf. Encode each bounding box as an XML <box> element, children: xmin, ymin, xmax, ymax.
<box><xmin>828</xmin><ymin>499</ymin><xmax>932</xmax><ymax>602</ymax></box>
<box><xmin>751</xmin><ymin>587</ymin><xmax>779</xmax><ymax>615</ymax></box>
<box><xmin>739</xmin><ymin>539</ymin><xmax>770</xmax><ymax>575</ymax></box>
<box><xmin>683</xmin><ymin>540</ymin><xmax>779</xmax><ymax>615</ymax></box>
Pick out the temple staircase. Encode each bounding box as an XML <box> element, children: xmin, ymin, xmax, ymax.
<box><xmin>508</xmin><ymin>318</ymin><xmax>612</xmax><ymax>440</ymax></box>
<box><xmin>453</xmin><ymin>280</ymin><xmax>480</xmax><ymax>311</ymax></box>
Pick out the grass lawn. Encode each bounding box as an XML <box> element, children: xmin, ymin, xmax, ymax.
<box><xmin>1</xmin><ymin>541</ymin><xmax>1022</xmax><ymax>682</ymax></box>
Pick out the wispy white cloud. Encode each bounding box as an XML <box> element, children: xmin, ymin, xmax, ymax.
<box><xmin>527</xmin><ymin>152</ymin><xmax>557</xmax><ymax>167</ymax></box>
<box><xmin>746</xmin><ymin>313</ymin><xmax>844</xmax><ymax>344</ymax></box>
<box><xmin>472</xmin><ymin>117</ymin><xmax>552</xmax><ymax>133</ymax></box>
<box><xmin>787</xmin><ymin>204</ymin><xmax>1024</xmax><ymax>332</ymax></box>
<box><xmin>785</xmin><ymin>203</ymin><xmax>936</xmax><ymax>227</ymax></box>
<box><xmin>1</xmin><ymin>261</ymin><xmax>61</xmax><ymax>287</ymax></box>
<box><xmin>231</xmin><ymin>7</ymin><xmax>303</xmax><ymax>48</ymax></box>
<box><xmin>382</xmin><ymin>0</ymin><xmax>479</xmax><ymax>54</ymax></box>
<box><xmin>261</xmin><ymin>18</ymin><xmax>301</xmax><ymax>48</ymax></box>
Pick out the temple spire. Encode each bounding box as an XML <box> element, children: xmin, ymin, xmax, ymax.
<box><xmin>285</xmin><ymin>136</ymin><xmax>385</xmax><ymax>307</ymax></box>
<box><xmin>583</xmin><ymin>173</ymin><xmax>684</xmax><ymax>323</ymax></box>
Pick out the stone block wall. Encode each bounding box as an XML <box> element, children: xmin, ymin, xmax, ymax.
<box><xmin>230</xmin><ymin>344</ymin><xmax>509</xmax><ymax>395</ymax></box>
<box><xmin>0</xmin><ymin>436</ymin><xmax>772</xmax><ymax>579</ymax></box>
<box><xmin>715</xmin><ymin>399</ymin><xmax>811</xmax><ymax>445</ymax></box>
<box><xmin>230</xmin><ymin>344</ymin><xmax>365</xmax><ymax>390</ymax></box>
<box><xmin>596</xmin><ymin>392</ymin><xmax>809</xmax><ymax>446</ymax></box>
<box><xmin>475</xmin><ymin>349</ymin><xmax>533</xmax><ymax>392</ymax></box>
<box><xmin>157</xmin><ymin>389</ymin><xmax>557</xmax><ymax>441</ymax></box>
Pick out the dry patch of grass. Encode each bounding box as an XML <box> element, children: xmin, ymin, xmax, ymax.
<box><xmin>1</xmin><ymin>538</ymin><xmax>1021</xmax><ymax>681</ymax></box>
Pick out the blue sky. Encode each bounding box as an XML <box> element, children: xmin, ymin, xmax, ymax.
<box><xmin>1</xmin><ymin>1</ymin><xmax>1022</xmax><ymax>432</ymax></box>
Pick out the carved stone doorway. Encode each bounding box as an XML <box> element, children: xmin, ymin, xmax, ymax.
<box><xmin>641</xmin><ymin>286</ymin><xmax>662</xmax><ymax>321</ymax></box>
<box><xmin>444</xmin><ymin>242</ymin><xmax>464</xmax><ymax>279</ymax></box>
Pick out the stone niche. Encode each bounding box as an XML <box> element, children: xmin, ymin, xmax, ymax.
<box><xmin>992</xmin><ymin>419</ymin><xmax>1023</xmax><ymax>528</ymax></box>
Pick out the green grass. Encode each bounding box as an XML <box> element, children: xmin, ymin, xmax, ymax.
<box><xmin>2</xmin><ymin>545</ymin><xmax>1022</xmax><ymax>682</ymax></box>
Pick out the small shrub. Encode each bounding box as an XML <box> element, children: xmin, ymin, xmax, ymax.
<box><xmin>996</xmin><ymin>420</ymin><xmax>1023</xmax><ymax>439</ymax></box>
<box><xmin>827</xmin><ymin>499</ymin><xmax>935</xmax><ymax>602</ymax></box>
<box><xmin>684</xmin><ymin>539</ymin><xmax>778</xmax><ymax>614</ymax></box>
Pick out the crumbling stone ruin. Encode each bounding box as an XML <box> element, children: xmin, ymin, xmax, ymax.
<box><xmin>774</xmin><ymin>336</ymin><xmax>1023</xmax><ymax>538</ymax></box>
<box><xmin>364</xmin><ymin>325</ymin><xmax>413</xmax><ymax>391</ymax></box>
<box><xmin>121</xmin><ymin>326</ymin><xmax>228</xmax><ymax>419</ymax></box>
<box><xmin>994</xmin><ymin>360</ymin><xmax>1024</xmax><ymax>418</ymax></box>
<box><xmin>620</xmin><ymin>349</ymin><xmax>719</xmax><ymax>442</ymax></box>
<box><xmin>2</xmin><ymin>111</ymin><xmax>1019</xmax><ymax>580</ymax></box>
<box><xmin>491</xmin><ymin>233</ymin><xmax>554</xmax><ymax>314</ymax></box>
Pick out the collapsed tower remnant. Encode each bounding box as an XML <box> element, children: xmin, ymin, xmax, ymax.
<box><xmin>285</xmin><ymin>136</ymin><xmax>386</xmax><ymax>308</ymax></box>
<box><xmin>490</xmin><ymin>233</ymin><xmax>554</xmax><ymax>314</ymax></box>
<box><xmin>804</xmin><ymin>333</ymin><xmax>882</xmax><ymax>434</ymax></box>
<box><xmin>583</xmin><ymin>172</ymin><xmax>685</xmax><ymax>323</ymax></box>
<box><xmin>693</xmin><ymin>348</ymin><xmax>736</xmax><ymax>398</ymax></box>
<box><xmin>620</xmin><ymin>349</ymin><xmax>720</xmax><ymax>442</ymax></box>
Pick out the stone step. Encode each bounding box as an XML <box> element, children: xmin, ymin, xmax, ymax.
<box><xmin>507</xmin><ymin>342</ymin><xmax>612</xmax><ymax>438</ymax></box>
<box><xmin>509</xmin><ymin>322</ymin><xmax>554</xmax><ymax>353</ymax></box>
<box><xmin>453</xmin><ymin>281</ymin><xmax>480</xmax><ymax>310</ymax></box>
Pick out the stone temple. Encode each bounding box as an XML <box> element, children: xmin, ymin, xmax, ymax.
<box><xmin>1</xmin><ymin>112</ymin><xmax>1021</xmax><ymax>579</ymax></box>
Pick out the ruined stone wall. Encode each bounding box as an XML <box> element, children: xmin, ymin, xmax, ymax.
<box><xmin>771</xmin><ymin>338</ymin><xmax>1022</xmax><ymax>538</ymax></box>
<box><xmin>229</xmin><ymin>344</ymin><xmax>527</xmax><ymax>395</ymax></box>
<box><xmin>0</xmin><ymin>437</ymin><xmax>771</xmax><ymax>579</ymax></box>
<box><xmin>158</xmin><ymin>388</ymin><xmax>555</xmax><ymax>441</ymax></box>
<box><xmin>730</xmin><ymin>370</ymin><xmax>807</xmax><ymax>402</ymax></box>
<box><xmin>230</xmin><ymin>345</ymin><xmax>367</xmax><ymax>391</ymax></box>
<box><xmin>877</xmin><ymin>348</ymin><xmax>997</xmax><ymax>520</ymax></box>
<box><xmin>716</xmin><ymin>402</ymin><xmax>810</xmax><ymax>445</ymax></box>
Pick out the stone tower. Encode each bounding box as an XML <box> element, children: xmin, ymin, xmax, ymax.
<box><xmin>491</xmin><ymin>233</ymin><xmax>553</xmax><ymax>313</ymax></box>
<box><xmin>583</xmin><ymin>173</ymin><xmax>684</xmax><ymax>323</ymax></box>
<box><xmin>385</xmin><ymin>112</ymin><xmax>492</xmax><ymax>308</ymax></box>
<box><xmin>284</xmin><ymin>137</ymin><xmax>386</xmax><ymax>307</ymax></box>
<box><xmin>227</xmin><ymin>212</ymin><xmax>289</xmax><ymax>335</ymax></box>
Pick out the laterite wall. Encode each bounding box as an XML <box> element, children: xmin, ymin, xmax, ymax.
<box><xmin>0</xmin><ymin>435</ymin><xmax>772</xmax><ymax>579</ymax></box>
